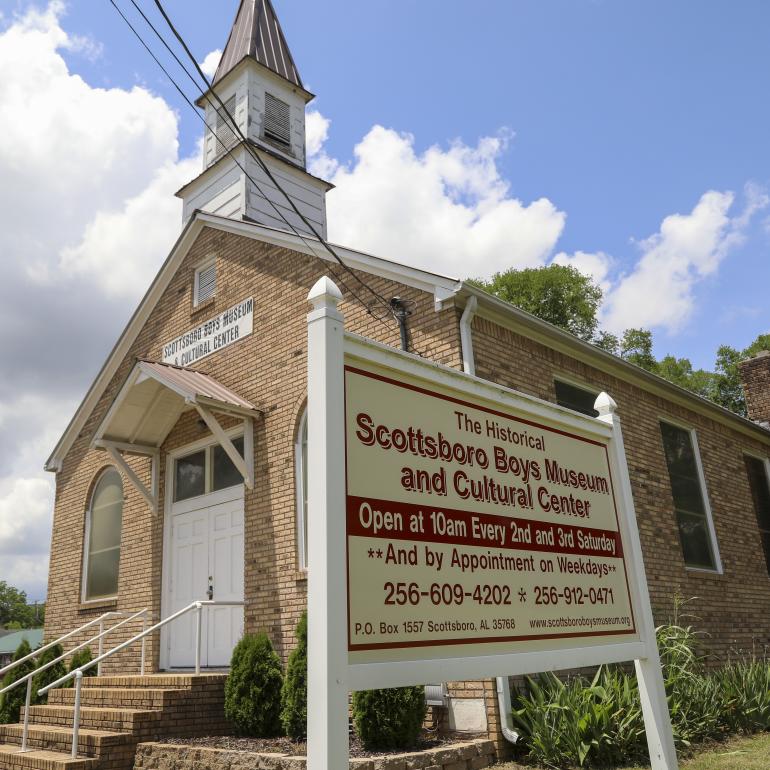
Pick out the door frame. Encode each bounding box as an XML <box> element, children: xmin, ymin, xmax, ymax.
<box><xmin>160</xmin><ymin>426</ymin><xmax>246</xmax><ymax>671</ymax></box>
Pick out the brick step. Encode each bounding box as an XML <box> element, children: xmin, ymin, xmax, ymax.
<box><xmin>0</xmin><ymin>724</ymin><xmax>131</xmax><ymax>759</ymax></box>
<box><xmin>80</xmin><ymin>675</ymin><xmax>226</xmax><ymax>690</ymax></box>
<box><xmin>48</xmin><ymin>688</ymin><xmax>184</xmax><ymax>710</ymax></box>
<box><xmin>23</xmin><ymin>707</ymin><xmax>161</xmax><ymax>735</ymax></box>
<box><xmin>0</xmin><ymin>744</ymin><xmax>99</xmax><ymax>770</ymax></box>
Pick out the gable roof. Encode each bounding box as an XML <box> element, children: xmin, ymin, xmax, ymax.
<box><xmin>214</xmin><ymin>0</ymin><xmax>302</xmax><ymax>88</ymax></box>
<box><xmin>45</xmin><ymin>211</ymin><xmax>770</xmax><ymax>473</ymax></box>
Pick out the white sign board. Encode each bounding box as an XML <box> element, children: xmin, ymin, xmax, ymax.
<box><xmin>305</xmin><ymin>277</ymin><xmax>677</xmax><ymax>770</ymax></box>
<box><xmin>345</xmin><ymin>362</ymin><xmax>637</xmax><ymax>664</ymax></box>
<box><xmin>162</xmin><ymin>298</ymin><xmax>253</xmax><ymax>366</ymax></box>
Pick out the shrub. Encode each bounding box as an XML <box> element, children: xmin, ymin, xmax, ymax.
<box><xmin>0</xmin><ymin>640</ymin><xmax>35</xmax><ymax>724</ymax></box>
<box><xmin>67</xmin><ymin>647</ymin><xmax>97</xmax><ymax>678</ymax></box>
<box><xmin>31</xmin><ymin>643</ymin><xmax>66</xmax><ymax>705</ymax></box>
<box><xmin>352</xmin><ymin>686</ymin><xmax>426</xmax><ymax>751</ymax></box>
<box><xmin>281</xmin><ymin>611</ymin><xmax>307</xmax><ymax>740</ymax></box>
<box><xmin>224</xmin><ymin>633</ymin><xmax>284</xmax><ymax>737</ymax></box>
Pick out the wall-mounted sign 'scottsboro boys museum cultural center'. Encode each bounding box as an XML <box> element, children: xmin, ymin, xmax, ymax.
<box><xmin>26</xmin><ymin>0</ymin><xmax>770</xmax><ymax>763</ymax></box>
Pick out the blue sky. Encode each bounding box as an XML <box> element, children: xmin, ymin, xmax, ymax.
<box><xmin>48</xmin><ymin>0</ymin><xmax>770</xmax><ymax>367</ymax></box>
<box><xmin>0</xmin><ymin>0</ymin><xmax>769</xmax><ymax>600</ymax></box>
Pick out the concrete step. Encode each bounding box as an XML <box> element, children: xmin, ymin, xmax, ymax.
<box><xmin>0</xmin><ymin>744</ymin><xmax>99</xmax><ymax>770</ymax></box>
<box><xmin>23</xmin><ymin>707</ymin><xmax>161</xmax><ymax>735</ymax></box>
<box><xmin>0</xmin><ymin>724</ymin><xmax>131</xmax><ymax>759</ymax></box>
<box><xmin>48</xmin><ymin>688</ymin><xmax>183</xmax><ymax>710</ymax></box>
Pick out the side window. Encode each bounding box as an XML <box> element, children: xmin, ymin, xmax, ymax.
<box><xmin>659</xmin><ymin>422</ymin><xmax>719</xmax><ymax>571</ymax></box>
<box><xmin>554</xmin><ymin>379</ymin><xmax>599</xmax><ymax>417</ymax></box>
<box><xmin>744</xmin><ymin>455</ymin><xmax>770</xmax><ymax>576</ymax></box>
<box><xmin>295</xmin><ymin>410</ymin><xmax>308</xmax><ymax>570</ymax></box>
<box><xmin>84</xmin><ymin>468</ymin><xmax>124</xmax><ymax>601</ymax></box>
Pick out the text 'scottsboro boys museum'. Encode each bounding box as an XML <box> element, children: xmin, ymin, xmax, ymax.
<box><xmin>40</xmin><ymin>0</ymin><xmax>770</xmax><ymax>757</ymax></box>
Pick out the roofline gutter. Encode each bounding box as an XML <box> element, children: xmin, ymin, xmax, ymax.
<box><xmin>457</xmin><ymin>282</ymin><xmax>770</xmax><ymax>444</ymax></box>
<box><xmin>459</xmin><ymin>295</ymin><xmax>478</xmax><ymax>376</ymax></box>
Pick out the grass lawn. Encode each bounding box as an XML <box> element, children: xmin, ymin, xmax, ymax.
<box><xmin>494</xmin><ymin>732</ymin><xmax>770</xmax><ymax>770</ymax></box>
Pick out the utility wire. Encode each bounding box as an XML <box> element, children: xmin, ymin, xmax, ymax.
<box><xmin>149</xmin><ymin>0</ymin><xmax>396</xmax><ymax>319</ymax></box>
<box><xmin>108</xmin><ymin>0</ymin><xmax>380</xmax><ymax>319</ymax></box>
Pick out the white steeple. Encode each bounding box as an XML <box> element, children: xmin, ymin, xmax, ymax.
<box><xmin>176</xmin><ymin>0</ymin><xmax>331</xmax><ymax>238</ymax></box>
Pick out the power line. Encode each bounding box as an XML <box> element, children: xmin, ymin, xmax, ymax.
<box><xmin>149</xmin><ymin>0</ymin><xmax>397</xmax><ymax>319</ymax></box>
<box><xmin>107</xmin><ymin>0</ymin><xmax>382</xmax><ymax>319</ymax></box>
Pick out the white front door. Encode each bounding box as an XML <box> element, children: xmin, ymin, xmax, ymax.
<box><xmin>167</xmin><ymin>487</ymin><xmax>244</xmax><ymax>668</ymax></box>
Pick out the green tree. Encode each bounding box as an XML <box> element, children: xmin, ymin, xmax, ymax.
<box><xmin>0</xmin><ymin>640</ymin><xmax>34</xmax><ymax>723</ymax></box>
<box><xmin>32</xmin><ymin>644</ymin><xmax>66</xmax><ymax>705</ymax></box>
<box><xmin>0</xmin><ymin>582</ymin><xmax>33</xmax><ymax>628</ymax></box>
<box><xmin>352</xmin><ymin>686</ymin><xmax>427</xmax><ymax>751</ymax></box>
<box><xmin>619</xmin><ymin>329</ymin><xmax>657</xmax><ymax>372</ymax></box>
<box><xmin>280</xmin><ymin>612</ymin><xmax>307</xmax><ymax>740</ymax></box>
<box><xmin>471</xmin><ymin>264</ymin><xmax>603</xmax><ymax>341</ymax></box>
<box><xmin>224</xmin><ymin>633</ymin><xmax>284</xmax><ymax>737</ymax></box>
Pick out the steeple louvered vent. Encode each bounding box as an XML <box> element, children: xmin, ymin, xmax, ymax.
<box><xmin>264</xmin><ymin>93</ymin><xmax>291</xmax><ymax>147</ymax></box>
<box><xmin>214</xmin><ymin>96</ymin><xmax>238</xmax><ymax>157</ymax></box>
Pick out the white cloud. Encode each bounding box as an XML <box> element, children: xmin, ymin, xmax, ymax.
<box><xmin>311</xmin><ymin>122</ymin><xmax>566</xmax><ymax>278</ymax></box>
<box><xmin>200</xmin><ymin>48</ymin><xmax>222</xmax><ymax>79</ymax></box>
<box><xmin>61</xmin><ymin>153</ymin><xmax>200</xmax><ymax>297</ymax></box>
<box><xmin>600</xmin><ymin>188</ymin><xmax>767</xmax><ymax>333</ymax></box>
<box><xmin>553</xmin><ymin>250</ymin><xmax>613</xmax><ymax>293</ymax></box>
<box><xmin>306</xmin><ymin>110</ymin><xmax>330</xmax><ymax>159</ymax></box>
<box><xmin>0</xmin><ymin>2</ymin><xmax>195</xmax><ymax>600</ymax></box>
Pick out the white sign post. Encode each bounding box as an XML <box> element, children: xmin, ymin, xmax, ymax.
<box><xmin>306</xmin><ymin>277</ymin><xmax>677</xmax><ymax>770</ymax></box>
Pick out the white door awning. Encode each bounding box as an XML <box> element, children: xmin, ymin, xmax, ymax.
<box><xmin>92</xmin><ymin>360</ymin><xmax>260</xmax><ymax>511</ymax></box>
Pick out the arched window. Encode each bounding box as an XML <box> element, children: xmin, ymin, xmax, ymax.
<box><xmin>83</xmin><ymin>468</ymin><xmax>124</xmax><ymax>601</ymax></box>
<box><xmin>295</xmin><ymin>409</ymin><xmax>308</xmax><ymax>570</ymax></box>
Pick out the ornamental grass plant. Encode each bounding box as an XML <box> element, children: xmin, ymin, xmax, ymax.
<box><xmin>512</xmin><ymin>600</ymin><xmax>770</xmax><ymax>768</ymax></box>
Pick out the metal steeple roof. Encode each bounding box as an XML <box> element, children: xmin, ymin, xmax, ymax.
<box><xmin>213</xmin><ymin>0</ymin><xmax>303</xmax><ymax>88</ymax></box>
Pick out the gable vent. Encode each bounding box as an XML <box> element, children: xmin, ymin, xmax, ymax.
<box><xmin>195</xmin><ymin>260</ymin><xmax>216</xmax><ymax>305</ymax></box>
<box><xmin>214</xmin><ymin>95</ymin><xmax>238</xmax><ymax>157</ymax></box>
<box><xmin>264</xmin><ymin>93</ymin><xmax>291</xmax><ymax>147</ymax></box>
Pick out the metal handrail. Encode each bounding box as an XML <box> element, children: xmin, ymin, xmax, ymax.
<box><xmin>0</xmin><ymin>611</ymin><xmax>128</xmax><ymax>678</ymax></box>
<box><xmin>4</xmin><ymin>608</ymin><xmax>149</xmax><ymax>755</ymax></box>
<box><xmin>38</xmin><ymin>599</ymin><xmax>244</xmax><ymax>759</ymax></box>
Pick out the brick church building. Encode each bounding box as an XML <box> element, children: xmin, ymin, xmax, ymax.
<box><xmin>5</xmin><ymin>0</ymin><xmax>770</xmax><ymax>766</ymax></box>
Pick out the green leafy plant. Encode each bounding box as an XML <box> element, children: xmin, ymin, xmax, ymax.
<box><xmin>224</xmin><ymin>633</ymin><xmax>284</xmax><ymax>737</ymax></box>
<box><xmin>67</xmin><ymin>646</ymin><xmax>97</xmax><ymax>678</ymax></box>
<box><xmin>352</xmin><ymin>686</ymin><xmax>426</xmax><ymax>751</ymax></box>
<box><xmin>31</xmin><ymin>643</ymin><xmax>66</xmax><ymax>705</ymax></box>
<box><xmin>281</xmin><ymin>611</ymin><xmax>307</xmax><ymax>740</ymax></box>
<box><xmin>0</xmin><ymin>640</ymin><xmax>35</xmax><ymax>724</ymax></box>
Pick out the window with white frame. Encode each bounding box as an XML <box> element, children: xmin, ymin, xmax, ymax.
<box><xmin>174</xmin><ymin>435</ymin><xmax>245</xmax><ymax>502</ymax></box>
<box><xmin>295</xmin><ymin>409</ymin><xmax>308</xmax><ymax>570</ymax></box>
<box><xmin>83</xmin><ymin>468</ymin><xmax>124</xmax><ymax>601</ymax></box>
<box><xmin>659</xmin><ymin>422</ymin><xmax>719</xmax><ymax>571</ymax></box>
<box><xmin>194</xmin><ymin>258</ymin><xmax>216</xmax><ymax>306</ymax></box>
<box><xmin>554</xmin><ymin>379</ymin><xmax>599</xmax><ymax>417</ymax></box>
<box><xmin>744</xmin><ymin>455</ymin><xmax>770</xmax><ymax>576</ymax></box>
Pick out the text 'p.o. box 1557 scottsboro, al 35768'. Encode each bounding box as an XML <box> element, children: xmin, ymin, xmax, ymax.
<box><xmin>305</xmin><ymin>277</ymin><xmax>678</xmax><ymax>770</ymax></box>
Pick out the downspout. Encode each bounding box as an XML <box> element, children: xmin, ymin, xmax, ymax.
<box><xmin>459</xmin><ymin>296</ymin><xmax>478</xmax><ymax>375</ymax></box>
<box><xmin>496</xmin><ymin>676</ymin><xmax>520</xmax><ymax>745</ymax></box>
<box><xmin>458</xmin><ymin>294</ymin><xmax>519</xmax><ymax>746</ymax></box>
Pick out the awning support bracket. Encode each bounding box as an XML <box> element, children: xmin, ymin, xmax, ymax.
<box><xmin>194</xmin><ymin>403</ymin><xmax>254</xmax><ymax>489</ymax></box>
<box><xmin>101</xmin><ymin>442</ymin><xmax>159</xmax><ymax>514</ymax></box>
